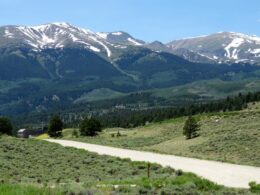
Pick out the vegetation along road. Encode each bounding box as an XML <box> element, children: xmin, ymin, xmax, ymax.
<box><xmin>46</xmin><ymin>139</ymin><xmax>260</xmax><ymax>189</ymax></box>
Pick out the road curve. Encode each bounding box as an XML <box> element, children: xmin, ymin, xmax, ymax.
<box><xmin>45</xmin><ymin>139</ymin><xmax>260</xmax><ymax>188</ymax></box>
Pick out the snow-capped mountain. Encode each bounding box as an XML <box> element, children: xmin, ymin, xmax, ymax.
<box><xmin>1</xmin><ymin>23</ymin><xmax>260</xmax><ymax>116</ymax></box>
<box><xmin>166</xmin><ymin>32</ymin><xmax>260</xmax><ymax>64</ymax></box>
<box><xmin>0</xmin><ymin>22</ymin><xmax>144</xmax><ymax>58</ymax></box>
<box><xmin>1</xmin><ymin>23</ymin><xmax>260</xmax><ymax>64</ymax></box>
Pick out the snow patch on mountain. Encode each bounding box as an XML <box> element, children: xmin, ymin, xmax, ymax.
<box><xmin>97</xmin><ymin>32</ymin><xmax>108</xmax><ymax>39</ymax></box>
<box><xmin>197</xmin><ymin>52</ymin><xmax>216</xmax><ymax>61</ymax></box>
<box><xmin>251</xmin><ymin>49</ymin><xmax>260</xmax><ymax>54</ymax></box>
<box><xmin>16</xmin><ymin>25</ymin><xmax>62</xmax><ymax>48</ymax></box>
<box><xmin>112</xmin><ymin>32</ymin><xmax>123</xmax><ymax>35</ymax></box>
<box><xmin>17</xmin><ymin>26</ymin><xmax>37</xmax><ymax>40</ymax></box>
<box><xmin>89</xmin><ymin>36</ymin><xmax>111</xmax><ymax>57</ymax></box>
<box><xmin>69</xmin><ymin>34</ymin><xmax>79</xmax><ymax>42</ymax></box>
<box><xmin>73</xmin><ymin>40</ymin><xmax>100</xmax><ymax>52</ymax></box>
<box><xmin>232</xmin><ymin>32</ymin><xmax>260</xmax><ymax>44</ymax></box>
<box><xmin>89</xmin><ymin>46</ymin><xmax>101</xmax><ymax>52</ymax></box>
<box><xmin>42</xmin><ymin>34</ymin><xmax>56</xmax><ymax>44</ymax></box>
<box><xmin>30</xmin><ymin>24</ymin><xmax>49</xmax><ymax>31</ymax></box>
<box><xmin>114</xmin><ymin>45</ymin><xmax>127</xmax><ymax>49</ymax></box>
<box><xmin>4</xmin><ymin>28</ymin><xmax>14</xmax><ymax>38</ymax></box>
<box><xmin>127</xmin><ymin>38</ymin><xmax>142</xmax><ymax>46</ymax></box>
<box><xmin>26</xmin><ymin>41</ymin><xmax>39</xmax><ymax>48</ymax></box>
<box><xmin>250</xmin><ymin>48</ymin><xmax>260</xmax><ymax>57</ymax></box>
<box><xmin>76</xmin><ymin>26</ymin><xmax>93</xmax><ymax>35</ymax></box>
<box><xmin>52</xmin><ymin>22</ymin><xmax>71</xmax><ymax>28</ymax></box>
<box><xmin>224</xmin><ymin>38</ymin><xmax>244</xmax><ymax>59</ymax></box>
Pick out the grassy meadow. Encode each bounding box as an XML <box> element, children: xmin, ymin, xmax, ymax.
<box><xmin>0</xmin><ymin>136</ymin><xmax>252</xmax><ymax>194</ymax></box>
<box><xmin>0</xmin><ymin>184</ymin><xmax>62</xmax><ymax>195</ymax></box>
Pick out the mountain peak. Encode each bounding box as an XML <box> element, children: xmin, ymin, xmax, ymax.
<box><xmin>0</xmin><ymin>23</ymin><xmax>147</xmax><ymax>58</ymax></box>
<box><xmin>19</xmin><ymin>22</ymin><xmax>74</xmax><ymax>31</ymax></box>
<box><xmin>166</xmin><ymin>31</ymin><xmax>260</xmax><ymax>64</ymax></box>
<box><xmin>51</xmin><ymin>22</ymin><xmax>72</xmax><ymax>27</ymax></box>
<box><xmin>110</xmin><ymin>31</ymin><xmax>125</xmax><ymax>36</ymax></box>
<box><xmin>96</xmin><ymin>30</ymin><xmax>145</xmax><ymax>46</ymax></box>
<box><xmin>149</xmin><ymin>41</ymin><xmax>164</xmax><ymax>45</ymax></box>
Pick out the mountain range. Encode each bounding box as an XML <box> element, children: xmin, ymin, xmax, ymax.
<box><xmin>1</xmin><ymin>22</ymin><xmax>260</xmax><ymax>64</ymax></box>
<box><xmin>0</xmin><ymin>22</ymin><xmax>260</xmax><ymax>117</ymax></box>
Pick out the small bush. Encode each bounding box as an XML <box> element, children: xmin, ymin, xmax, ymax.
<box><xmin>249</xmin><ymin>181</ymin><xmax>260</xmax><ymax>193</ymax></box>
<box><xmin>116</xmin><ymin>131</ymin><xmax>121</xmax><ymax>137</ymax></box>
<box><xmin>72</xmin><ymin>129</ymin><xmax>79</xmax><ymax>138</ymax></box>
<box><xmin>175</xmin><ymin>170</ymin><xmax>183</xmax><ymax>176</ymax></box>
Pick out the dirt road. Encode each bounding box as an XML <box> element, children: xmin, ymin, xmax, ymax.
<box><xmin>46</xmin><ymin>139</ymin><xmax>260</xmax><ymax>188</ymax></box>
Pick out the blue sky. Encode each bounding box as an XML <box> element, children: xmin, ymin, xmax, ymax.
<box><xmin>0</xmin><ymin>0</ymin><xmax>260</xmax><ymax>42</ymax></box>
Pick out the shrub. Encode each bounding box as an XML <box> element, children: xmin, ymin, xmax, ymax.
<box><xmin>175</xmin><ymin>170</ymin><xmax>183</xmax><ymax>176</ymax></box>
<box><xmin>80</xmin><ymin>118</ymin><xmax>101</xmax><ymax>136</ymax></box>
<box><xmin>249</xmin><ymin>181</ymin><xmax>260</xmax><ymax>193</ymax></box>
<box><xmin>72</xmin><ymin>129</ymin><xmax>79</xmax><ymax>138</ymax></box>
<box><xmin>116</xmin><ymin>131</ymin><xmax>121</xmax><ymax>137</ymax></box>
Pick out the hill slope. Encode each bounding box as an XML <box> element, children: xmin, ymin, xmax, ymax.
<box><xmin>63</xmin><ymin>102</ymin><xmax>260</xmax><ymax>167</ymax></box>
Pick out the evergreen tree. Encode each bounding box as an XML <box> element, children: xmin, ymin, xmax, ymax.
<box><xmin>72</xmin><ymin>129</ymin><xmax>79</xmax><ymax>138</ymax></box>
<box><xmin>48</xmin><ymin>116</ymin><xmax>63</xmax><ymax>137</ymax></box>
<box><xmin>0</xmin><ymin>117</ymin><xmax>13</xmax><ymax>135</ymax></box>
<box><xmin>80</xmin><ymin>118</ymin><xmax>101</xmax><ymax>136</ymax></box>
<box><xmin>183</xmin><ymin>116</ymin><xmax>200</xmax><ymax>139</ymax></box>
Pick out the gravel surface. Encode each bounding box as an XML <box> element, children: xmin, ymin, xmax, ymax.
<box><xmin>46</xmin><ymin>139</ymin><xmax>260</xmax><ymax>188</ymax></box>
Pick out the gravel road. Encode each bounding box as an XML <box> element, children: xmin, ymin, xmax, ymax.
<box><xmin>46</xmin><ymin>139</ymin><xmax>260</xmax><ymax>188</ymax></box>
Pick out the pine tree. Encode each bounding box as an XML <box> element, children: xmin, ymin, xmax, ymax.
<box><xmin>80</xmin><ymin>118</ymin><xmax>101</xmax><ymax>136</ymax></box>
<box><xmin>48</xmin><ymin>116</ymin><xmax>63</xmax><ymax>137</ymax></box>
<box><xmin>0</xmin><ymin>117</ymin><xmax>13</xmax><ymax>136</ymax></box>
<box><xmin>183</xmin><ymin>116</ymin><xmax>200</xmax><ymax>139</ymax></box>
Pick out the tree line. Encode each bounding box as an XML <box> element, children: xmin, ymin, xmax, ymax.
<box><xmin>96</xmin><ymin>91</ymin><xmax>260</xmax><ymax>128</ymax></box>
<box><xmin>1</xmin><ymin>91</ymin><xmax>259</xmax><ymax>136</ymax></box>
